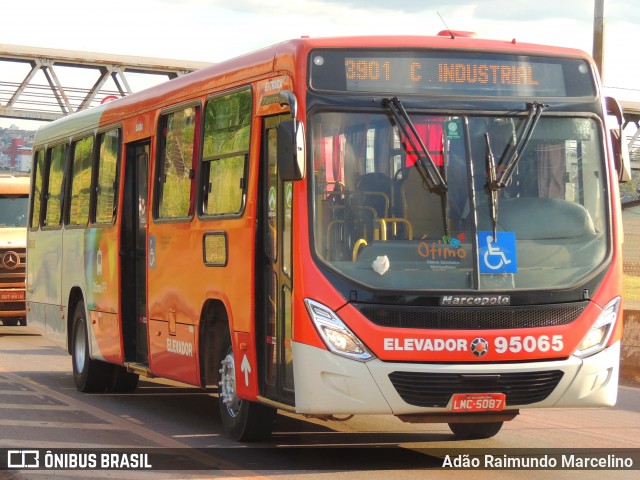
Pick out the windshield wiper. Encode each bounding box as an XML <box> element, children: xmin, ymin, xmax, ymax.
<box><xmin>382</xmin><ymin>97</ymin><xmax>450</xmax><ymax>237</ymax></box>
<box><xmin>382</xmin><ymin>97</ymin><xmax>447</xmax><ymax>193</ymax></box>
<box><xmin>490</xmin><ymin>101</ymin><xmax>547</xmax><ymax>190</ymax></box>
<box><xmin>484</xmin><ymin>133</ymin><xmax>499</xmax><ymax>238</ymax></box>
<box><xmin>484</xmin><ymin>102</ymin><xmax>547</xmax><ymax>238</ymax></box>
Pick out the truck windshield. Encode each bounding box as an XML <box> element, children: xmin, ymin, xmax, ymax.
<box><xmin>0</xmin><ymin>195</ymin><xmax>28</xmax><ymax>227</ymax></box>
<box><xmin>310</xmin><ymin>110</ymin><xmax>608</xmax><ymax>291</ymax></box>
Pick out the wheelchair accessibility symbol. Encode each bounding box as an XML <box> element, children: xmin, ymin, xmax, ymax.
<box><xmin>478</xmin><ymin>231</ymin><xmax>517</xmax><ymax>274</ymax></box>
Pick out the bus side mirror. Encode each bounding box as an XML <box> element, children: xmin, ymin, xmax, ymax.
<box><xmin>277</xmin><ymin>120</ymin><xmax>306</xmax><ymax>181</ymax></box>
<box><xmin>606</xmin><ymin>96</ymin><xmax>632</xmax><ymax>183</ymax></box>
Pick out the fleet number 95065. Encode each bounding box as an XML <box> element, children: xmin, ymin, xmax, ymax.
<box><xmin>494</xmin><ymin>335</ymin><xmax>563</xmax><ymax>354</ymax></box>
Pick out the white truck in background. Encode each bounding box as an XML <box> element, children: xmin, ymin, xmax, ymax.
<box><xmin>0</xmin><ymin>174</ymin><xmax>29</xmax><ymax>326</ymax></box>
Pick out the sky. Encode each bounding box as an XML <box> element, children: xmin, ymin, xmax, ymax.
<box><xmin>1</xmin><ymin>0</ymin><xmax>639</xmax><ymax>129</ymax></box>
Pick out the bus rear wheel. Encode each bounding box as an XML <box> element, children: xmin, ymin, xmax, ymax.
<box><xmin>218</xmin><ymin>343</ymin><xmax>276</xmax><ymax>441</ymax></box>
<box><xmin>448</xmin><ymin>421</ymin><xmax>503</xmax><ymax>439</ymax></box>
<box><xmin>71</xmin><ymin>300</ymin><xmax>113</xmax><ymax>393</ymax></box>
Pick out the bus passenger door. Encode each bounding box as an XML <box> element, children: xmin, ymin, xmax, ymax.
<box><xmin>121</xmin><ymin>140</ymin><xmax>149</xmax><ymax>365</ymax></box>
<box><xmin>258</xmin><ymin>115</ymin><xmax>295</xmax><ymax>406</ymax></box>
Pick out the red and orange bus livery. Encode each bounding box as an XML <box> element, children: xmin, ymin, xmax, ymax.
<box><xmin>27</xmin><ymin>33</ymin><xmax>630</xmax><ymax>441</ymax></box>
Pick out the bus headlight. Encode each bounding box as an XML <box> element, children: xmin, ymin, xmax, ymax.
<box><xmin>304</xmin><ymin>299</ymin><xmax>373</xmax><ymax>362</ymax></box>
<box><xmin>574</xmin><ymin>297</ymin><xmax>620</xmax><ymax>359</ymax></box>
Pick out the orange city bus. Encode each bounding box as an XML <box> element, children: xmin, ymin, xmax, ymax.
<box><xmin>27</xmin><ymin>33</ymin><xmax>630</xmax><ymax>441</ymax></box>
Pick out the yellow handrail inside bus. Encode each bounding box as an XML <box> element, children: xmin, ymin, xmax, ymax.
<box><xmin>374</xmin><ymin>218</ymin><xmax>414</xmax><ymax>241</ymax></box>
<box><xmin>352</xmin><ymin>238</ymin><xmax>368</xmax><ymax>261</ymax></box>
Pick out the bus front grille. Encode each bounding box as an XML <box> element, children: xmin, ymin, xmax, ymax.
<box><xmin>388</xmin><ymin>370</ymin><xmax>564</xmax><ymax>408</ymax></box>
<box><xmin>356</xmin><ymin>302</ymin><xmax>586</xmax><ymax>330</ymax></box>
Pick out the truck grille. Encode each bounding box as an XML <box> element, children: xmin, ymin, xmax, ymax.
<box><xmin>388</xmin><ymin>370</ymin><xmax>564</xmax><ymax>407</ymax></box>
<box><xmin>0</xmin><ymin>248</ymin><xmax>26</xmax><ymax>285</ymax></box>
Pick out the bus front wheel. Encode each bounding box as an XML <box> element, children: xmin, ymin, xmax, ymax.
<box><xmin>448</xmin><ymin>421</ymin><xmax>503</xmax><ymax>439</ymax></box>
<box><xmin>71</xmin><ymin>300</ymin><xmax>113</xmax><ymax>393</ymax></box>
<box><xmin>218</xmin><ymin>342</ymin><xmax>276</xmax><ymax>442</ymax></box>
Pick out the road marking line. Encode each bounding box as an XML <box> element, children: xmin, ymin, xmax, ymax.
<box><xmin>0</xmin><ymin>419</ymin><xmax>121</xmax><ymax>429</ymax></box>
<box><xmin>0</xmin><ymin>367</ymin><xmax>271</xmax><ymax>479</ymax></box>
<box><xmin>0</xmin><ymin>404</ymin><xmax>76</xmax><ymax>410</ymax></box>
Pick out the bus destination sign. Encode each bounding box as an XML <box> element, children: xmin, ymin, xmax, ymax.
<box><xmin>310</xmin><ymin>50</ymin><xmax>595</xmax><ymax>98</ymax></box>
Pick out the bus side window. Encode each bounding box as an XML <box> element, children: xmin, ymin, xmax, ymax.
<box><xmin>200</xmin><ymin>89</ymin><xmax>251</xmax><ymax>216</ymax></box>
<box><xmin>30</xmin><ymin>149</ymin><xmax>45</xmax><ymax>229</ymax></box>
<box><xmin>156</xmin><ymin>106</ymin><xmax>199</xmax><ymax>220</ymax></box>
<box><xmin>67</xmin><ymin>136</ymin><xmax>94</xmax><ymax>226</ymax></box>
<box><xmin>94</xmin><ymin>129</ymin><xmax>121</xmax><ymax>224</ymax></box>
<box><xmin>43</xmin><ymin>144</ymin><xmax>67</xmax><ymax>228</ymax></box>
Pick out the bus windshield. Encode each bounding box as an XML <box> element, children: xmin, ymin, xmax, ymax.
<box><xmin>310</xmin><ymin>110</ymin><xmax>608</xmax><ymax>291</ymax></box>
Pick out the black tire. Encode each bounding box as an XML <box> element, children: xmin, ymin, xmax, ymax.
<box><xmin>110</xmin><ymin>365</ymin><xmax>139</xmax><ymax>393</ymax></box>
<box><xmin>2</xmin><ymin>319</ymin><xmax>19</xmax><ymax>326</ymax></box>
<box><xmin>71</xmin><ymin>300</ymin><xmax>113</xmax><ymax>392</ymax></box>
<box><xmin>448</xmin><ymin>421</ymin><xmax>503</xmax><ymax>440</ymax></box>
<box><xmin>19</xmin><ymin>317</ymin><xmax>27</xmax><ymax>326</ymax></box>
<box><xmin>218</xmin><ymin>340</ymin><xmax>276</xmax><ymax>442</ymax></box>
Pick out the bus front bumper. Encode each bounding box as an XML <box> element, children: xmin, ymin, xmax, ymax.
<box><xmin>291</xmin><ymin>341</ymin><xmax>620</xmax><ymax>415</ymax></box>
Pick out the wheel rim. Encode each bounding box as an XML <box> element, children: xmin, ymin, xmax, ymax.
<box><xmin>74</xmin><ymin>320</ymin><xmax>86</xmax><ymax>374</ymax></box>
<box><xmin>219</xmin><ymin>352</ymin><xmax>241</xmax><ymax>417</ymax></box>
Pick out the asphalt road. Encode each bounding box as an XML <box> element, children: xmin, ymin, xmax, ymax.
<box><xmin>1</xmin><ymin>325</ymin><xmax>639</xmax><ymax>479</ymax></box>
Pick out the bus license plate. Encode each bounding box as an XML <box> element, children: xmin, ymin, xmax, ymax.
<box><xmin>450</xmin><ymin>393</ymin><xmax>506</xmax><ymax>412</ymax></box>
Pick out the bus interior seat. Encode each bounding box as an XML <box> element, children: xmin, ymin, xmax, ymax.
<box><xmin>398</xmin><ymin>166</ymin><xmax>445</xmax><ymax>240</ymax></box>
<box><xmin>351</xmin><ymin>172</ymin><xmax>392</xmax><ymax>241</ymax></box>
<box><xmin>355</xmin><ymin>172</ymin><xmax>391</xmax><ymax>219</ymax></box>
<box><xmin>478</xmin><ymin>197</ymin><xmax>596</xmax><ymax>240</ymax></box>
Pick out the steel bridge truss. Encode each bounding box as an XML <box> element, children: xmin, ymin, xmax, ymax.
<box><xmin>621</xmin><ymin>101</ymin><xmax>640</xmax><ymax>155</ymax></box>
<box><xmin>0</xmin><ymin>44</ymin><xmax>210</xmax><ymax>122</ymax></box>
